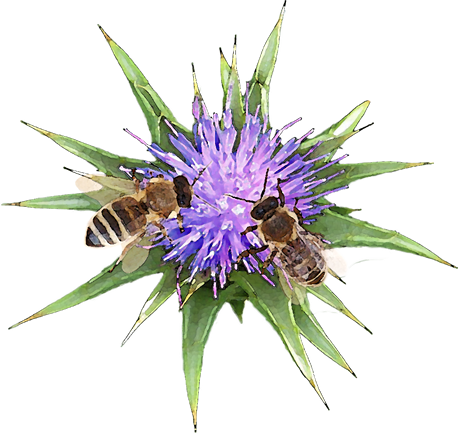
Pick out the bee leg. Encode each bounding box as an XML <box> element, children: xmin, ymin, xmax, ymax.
<box><xmin>261</xmin><ymin>247</ymin><xmax>279</xmax><ymax>274</ymax></box>
<box><xmin>276</xmin><ymin>179</ymin><xmax>286</xmax><ymax>207</ymax></box>
<box><xmin>293</xmin><ymin>198</ymin><xmax>304</xmax><ymax>225</ymax></box>
<box><xmin>240</xmin><ymin>225</ymin><xmax>258</xmax><ymax>236</ymax></box>
<box><xmin>156</xmin><ymin>222</ymin><xmax>173</xmax><ymax>243</ymax></box>
<box><xmin>236</xmin><ymin>244</ymin><xmax>268</xmax><ymax>263</ymax></box>
<box><xmin>177</xmin><ymin>212</ymin><xmax>185</xmax><ymax>233</ymax></box>
<box><xmin>130</xmin><ymin>168</ymin><xmax>141</xmax><ymax>193</ymax></box>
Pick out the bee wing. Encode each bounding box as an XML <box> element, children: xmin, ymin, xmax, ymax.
<box><xmin>75</xmin><ymin>175</ymin><xmax>103</xmax><ymax>193</ymax></box>
<box><xmin>90</xmin><ymin>176</ymin><xmax>137</xmax><ymax>195</ymax></box>
<box><xmin>77</xmin><ymin>174</ymin><xmax>137</xmax><ymax>207</ymax></box>
<box><xmin>121</xmin><ymin>237</ymin><xmax>151</xmax><ymax>274</ymax></box>
<box><xmin>322</xmin><ymin>249</ymin><xmax>349</xmax><ymax>277</ymax></box>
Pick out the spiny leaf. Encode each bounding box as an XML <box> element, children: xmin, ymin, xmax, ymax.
<box><xmin>21</xmin><ymin>121</ymin><xmax>152</xmax><ymax>178</ymax></box>
<box><xmin>307</xmin><ymin>283</ymin><xmax>367</xmax><ymax>328</ymax></box>
<box><xmin>305</xmin><ymin>131</ymin><xmax>356</xmax><ymax>162</ymax></box>
<box><xmin>247</xmin><ymin>2</ymin><xmax>285</xmax><ymax>128</ymax></box>
<box><xmin>219</xmin><ymin>48</ymin><xmax>231</xmax><ymax>110</ymax></box>
<box><xmin>9</xmin><ymin>247</ymin><xmax>168</xmax><ymax>329</ymax></box>
<box><xmin>121</xmin><ymin>268</ymin><xmax>176</xmax><ymax>346</ymax></box>
<box><xmin>315</xmin><ymin>197</ymin><xmax>360</xmax><ymax>216</ymax></box>
<box><xmin>182</xmin><ymin>283</ymin><xmax>246</xmax><ymax>431</ymax></box>
<box><xmin>229</xmin><ymin>299</ymin><xmax>245</xmax><ymax>323</ymax></box>
<box><xmin>227</xmin><ymin>36</ymin><xmax>245</xmax><ymax>136</ymax></box>
<box><xmin>312</xmin><ymin>209</ymin><xmax>456</xmax><ymax>268</ymax></box>
<box><xmin>135</xmin><ymin>83</ymin><xmax>192</xmax><ymax>160</ymax></box>
<box><xmin>276</xmin><ymin>270</ymin><xmax>354</xmax><ymax>374</ymax></box>
<box><xmin>298</xmin><ymin>101</ymin><xmax>371</xmax><ymax>157</ymax></box>
<box><xmin>2</xmin><ymin>193</ymin><xmax>101</xmax><ymax>211</ymax></box>
<box><xmin>292</xmin><ymin>304</ymin><xmax>355</xmax><ymax>375</ymax></box>
<box><xmin>231</xmin><ymin>272</ymin><xmax>328</xmax><ymax>408</ymax></box>
<box><xmin>314</xmin><ymin>161</ymin><xmax>431</xmax><ymax>195</ymax></box>
<box><xmin>98</xmin><ymin>25</ymin><xmax>192</xmax><ymax>153</ymax></box>
<box><xmin>180</xmin><ymin>270</ymin><xmax>211</xmax><ymax>309</ymax></box>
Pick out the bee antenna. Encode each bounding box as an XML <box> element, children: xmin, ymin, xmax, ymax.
<box><xmin>194</xmin><ymin>194</ymin><xmax>220</xmax><ymax>211</ymax></box>
<box><xmin>224</xmin><ymin>193</ymin><xmax>256</xmax><ymax>204</ymax></box>
<box><xmin>260</xmin><ymin>168</ymin><xmax>270</xmax><ymax>199</ymax></box>
<box><xmin>70</xmin><ymin>169</ymin><xmax>92</xmax><ymax>178</ymax></box>
<box><xmin>192</xmin><ymin>162</ymin><xmax>212</xmax><ymax>186</ymax></box>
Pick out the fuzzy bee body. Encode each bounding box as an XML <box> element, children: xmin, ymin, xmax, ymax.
<box><xmin>236</xmin><ymin>172</ymin><xmax>328</xmax><ymax>288</ymax></box>
<box><xmin>280</xmin><ymin>229</ymin><xmax>327</xmax><ymax>287</ymax></box>
<box><xmin>86</xmin><ymin>195</ymin><xmax>148</xmax><ymax>248</ymax></box>
<box><xmin>84</xmin><ymin>175</ymin><xmax>194</xmax><ymax>272</ymax></box>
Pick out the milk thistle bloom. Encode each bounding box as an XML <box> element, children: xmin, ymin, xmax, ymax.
<box><xmin>5</xmin><ymin>4</ymin><xmax>456</xmax><ymax>431</ymax></box>
<box><xmin>122</xmin><ymin>92</ymin><xmax>348</xmax><ymax>302</ymax></box>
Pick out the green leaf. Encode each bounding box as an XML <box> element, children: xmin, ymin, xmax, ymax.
<box><xmin>292</xmin><ymin>304</ymin><xmax>355</xmax><ymax>375</ymax></box>
<box><xmin>121</xmin><ymin>268</ymin><xmax>176</xmax><ymax>346</ymax></box>
<box><xmin>247</xmin><ymin>3</ymin><xmax>285</xmax><ymax>128</ymax></box>
<box><xmin>304</xmin><ymin>131</ymin><xmax>357</xmax><ymax>162</ymax></box>
<box><xmin>315</xmin><ymin>197</ymin><xmax>360</xmax><ymax>216</ymax></box>
<box><xmin>231</xmin><ymin>272</ymin><xmax>328</xmax><ymax>408</ymax></box>
<box><xmin>276</xmin><ymin>267</ymin><xmax>307</xmax><ymax>306</ymax></box>
<box><xmin>98</xmin><ymin>26</ymin><xmax>192</xmax><ymax>153</ymax></box>
<box><xmin>21</xmin><ymin>121</ymin><xmax>153</xmax><ymax>178</ymax></box>
<box><xmin>298</xmin><ymin>101</ymin><xmax>371</xmax><ymax>157</ymax></box>
<box><xmin>314</xmin><ymin>161</ymin><xmax>431</xmax><ymax>195</ymax></box>
<box><xmin>220</xmin><ymin>48</ymin><xmax>231</xmax><ymax>108</ymax></box>
<box><xmin>2</xmin><ymin>193</ymin><xmax>101</xmax><ymax>211</ymax></box>
<box><xmin>135</xmin><ymin>82</ymin><xmax>192</xmax><ymax>159</ymax></box>
<box><xmin>308</xmin><ymin>283</ymin><xmax>371</xmax><ymax>333</ymax></box>
<box><xmin>9</xmin><ymin>247</ymin><xmax>168</xmax><ymax>329</ymax></box>
<box><xmin>182</xmin><ymin>282</ymin><xmax>245</xmax><ymax>431</ymax></box>
<box><xmin>229</xmin><ymin>299</ymin><xmax>245</xmax><ymax>323</ymax></box>
<box><xmin>312</xmin><ymin>209</ymin><xmax>456</xmax><ymax>268</ymax></box>
<box><xmin>227</xmin><ymin>37</ymin><xmax>245</xmax><ymax>137</ymax></box>
<box><xmin>276</xmin><ymin>270</ymin><xmax>354</xmax><ymax>374</ymax></box>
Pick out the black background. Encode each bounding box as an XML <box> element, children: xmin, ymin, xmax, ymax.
<box><xmin>8</xmin><ymin>2</ymin><xmax>454</xmax><ymax>432</ymax></box>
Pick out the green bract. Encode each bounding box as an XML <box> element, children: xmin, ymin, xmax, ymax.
<box><xmin>5</xmin><ymin>4</ymin><xmax>455</xmax><ymax>432</ymax></box>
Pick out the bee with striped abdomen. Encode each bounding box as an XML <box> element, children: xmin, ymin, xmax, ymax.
<box><xmin>82</xmin><ymin>169</ymin><xmax>198</xmax><ymax>273</ymax></box>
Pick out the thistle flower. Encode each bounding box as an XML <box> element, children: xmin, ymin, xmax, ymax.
<box><xmin>122</xmin><ymin>93</ymin><xmax>348</xmax><ymax>302</ymax></box>
<box><xmin>4</xmin><ymin>4</ymin><xmax>456</xmax><ymax>432</ymax></box>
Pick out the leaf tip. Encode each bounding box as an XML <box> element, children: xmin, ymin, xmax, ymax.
<box><xmin>8</xmin><ymin>312</ymin><xmax>43</xmax><ymax>329</ymax></box>
<box><xmin>192</xmin><ymin>63</ymin><xmax>202</xmax><ymax>99</ymax></box>
<box><xmin>280</xmin><ymin>0</ymin><xmax>287</xmax><ymax>20</ymax></box>
<box><xmin>406</xmin><ymin>162</ymin><xmax>433</xmax><ymax>169</ymax></box>
<box><xmin>310</xmin><ymin>379</ymin><xmax>326</xmax><ymax>404</ymax></box>
<box><xmin>192</xmin><ymin>408</ymin><xmax>197</xmax><ymax>432</ymax></box>
<box><xmin>2</xmin><ymin>202</ymin><xmax>21</xmax><ymax>207</ymax></box>
<box><xmin>21</xmin><ymin>121</ymin><xmax>52</xmax><ymax>138</ymax></box>
<box><xmin>98</xmin><ymin>24</ymin><xmax>111</xmax><ymax>42</ymax></box>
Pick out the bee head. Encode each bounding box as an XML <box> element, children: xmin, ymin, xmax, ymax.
<box><xmin>251</xmin><ymin>196</ymin><xmax>279</xmax><ymax>221</ymax></box>
<box><xmin>173</xmin><ymin>175</ymin><xmax>192</xmax><ymax>208</ymax></box>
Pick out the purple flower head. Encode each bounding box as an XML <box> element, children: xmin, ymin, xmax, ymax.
<box><xmin>125</xmin><ymin>97</ymin><xmax>348</xmax><ymax>300</ymax></box>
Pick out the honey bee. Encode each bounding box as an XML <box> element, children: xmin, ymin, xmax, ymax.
<box><xmin>74</xmin><ymin>168</ymin><xmax>204</xmax><ymax>273</ymax></box>
<box><xmin>229</xmin><ymin>169</ymin><xmax>332</xmax><ymax>287</ymax></box>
